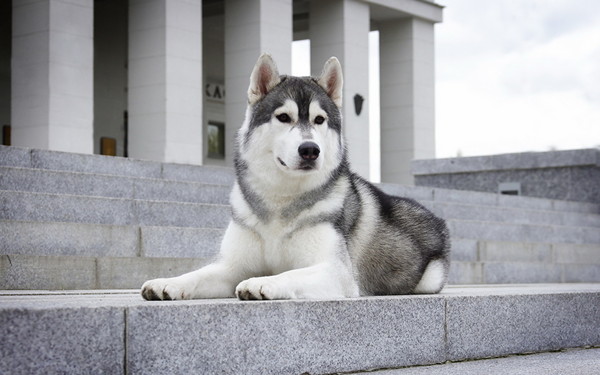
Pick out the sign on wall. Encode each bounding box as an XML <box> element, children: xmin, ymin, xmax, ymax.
<box><xmin>205</xmin><ymin>83</ymin><xmax>225</xmax><ymax>102</ymax></box>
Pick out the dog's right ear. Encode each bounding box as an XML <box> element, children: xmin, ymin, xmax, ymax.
<box><xmin>248</xmin><ymin>53</ymin><xmax>281</xmax><ymax>105</ymax></box>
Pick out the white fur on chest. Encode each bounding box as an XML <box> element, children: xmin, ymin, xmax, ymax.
<box><xmin>229</xmin><ymin>177</ymin><xmax>350</xmax><ymax>274</ymax></box>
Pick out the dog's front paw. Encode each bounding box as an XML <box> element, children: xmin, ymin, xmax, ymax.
<box><xmin>235</xmin><ymin>276</ymin><xmax>294</xmax><ymax>300</ymax></box>
<box><xmin>141</xmin><ymin>278</ymin><xmax>191</xmax><ymax>301</ymax></box>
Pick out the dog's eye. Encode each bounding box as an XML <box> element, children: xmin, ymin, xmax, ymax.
<box><xmin>314</xmin><ymin>115</ymin><xmax>325</xmax><ymax>125</ymax></box>
<box><xmin>276</xmin><ymin>113</ymin><xmax>291</xmax><ymax>123</ymax></box>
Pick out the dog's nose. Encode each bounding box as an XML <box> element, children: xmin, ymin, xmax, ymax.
<box><xmin>298</xmin><ymin>142</ymin><xmax>320</xmax><ymax>160</ymax></box>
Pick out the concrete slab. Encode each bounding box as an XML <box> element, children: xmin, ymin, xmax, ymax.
<box><xmin>366</xmin><ymin>348</ymin><xmax>600</xmax><ymax>375</ymax></box>
<box><xmin>0</xmin><ymin>305</ymin><xmax>125</xmax><ymax>375</ymax></box>
<box><xmin>446</xmin><ymin>289</ymin><xmax>600</xmax><ymax>360</ymax></box>
<box><xmin>127</xmin><ymin>296</ymin><xmax>446</xmax><ymax>375</ymax></box>
<box><xmin>0</xmin><ymin>166</ymin><xmax>231</xmax><ymax>204</ymax></box>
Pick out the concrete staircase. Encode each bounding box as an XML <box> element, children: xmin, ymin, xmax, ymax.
<box><xmin>2</xmin><ymin>145</ymin><xmax>599</xmax><ymax>289</ymax></box>
<box><xmin>1</xmin><ymin>146</ymin><xmax>599</xmax><ymax>374</ymax></box>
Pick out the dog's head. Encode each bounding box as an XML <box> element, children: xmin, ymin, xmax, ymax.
<box><xmin>236</xmin><ymin>54</ymin><xmax>346</xmax><ymax>185</ymax></box>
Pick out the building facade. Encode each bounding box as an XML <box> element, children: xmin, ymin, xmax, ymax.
<box><xmin>1</xmin><ymin>0</ymin><xmax>442</xmax><ymax>184</ymax></box>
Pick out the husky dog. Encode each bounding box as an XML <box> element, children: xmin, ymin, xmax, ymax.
<box><xmin>141</xmin><ymin>54</ymin><xmax>450</xmax><ymax>300</ymax></box>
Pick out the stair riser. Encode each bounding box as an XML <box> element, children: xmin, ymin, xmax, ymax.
<box><xmin>5</xmin><ymin>165</ymin><xmax>599</xmax><ymax>227</ymax></box>
<box><xmin>0</xmin><ymin>145</ymin><xmax>236</xmax><ymax>185</ymax></box>
<box><xmin>2</xmin><ymin>146</ymin><xmax>598</xmax><ymax>215</ymax></box>
<box><xmin>0</xmin><ymin>167</ymin><xmax>231</xmax><ymax>205</ymax></box>
<box><xmin>429</xmin><ymin>202</ymin><xmax>600</xmax><ymax>228</ymax></box>
<box><xmin>0</xmin><ymin>220</ymin><xmax>225</xmax><ymax>259</ymax></box>
<box><xmin>447</xmin><ymin>220</ymin><xmax>600</xmax><ymax>245</ymax></box>
<box><xmin>0</xmin><ymin>191</ymin><xmax>231</xmax><ymax>228</ymax></box>
<box><xmin>448</xmin><ymin>261</ymin><xmax>600</xmax><ymax>284</ymax></box>
<box><xmin>0</xmin><ymin>254</ymin><xmax>209</xmax><ymax>290</ymax></box>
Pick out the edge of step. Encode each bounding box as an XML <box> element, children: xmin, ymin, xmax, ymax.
<box><xmin>0</xmin><ymin>145</ymin><xmax>235</xmax><ymax>185</ymax></box>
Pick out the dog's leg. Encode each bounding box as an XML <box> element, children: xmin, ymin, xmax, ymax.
<box><xmin>141</xmin><ymin>221</ymin><xmax>263</xmax><ymax>300</ymax></box>
<box><xmin>236</xmin><ymin>223</ymin><xmax>359</xmax><ymax>300</ymax></box>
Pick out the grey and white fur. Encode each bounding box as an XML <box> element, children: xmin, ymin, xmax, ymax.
<box><xmin>141</xmin><ymin>54</ymin><xmax>450</xmax><ymax>300</ymax></box>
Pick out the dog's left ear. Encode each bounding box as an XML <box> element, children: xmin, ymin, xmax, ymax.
<box><xmin>248</xmin><ymin>53</ymin><xmax>281</xmax><ymax>105</ymax></box>
<box><xmin>318</xmin><ymin>57</ymin><xmax>343</xmax><ymax>107</ymax></box>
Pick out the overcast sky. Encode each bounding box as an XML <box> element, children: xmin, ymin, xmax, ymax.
<box><xmin>435</xmin><ymin>0</ymin><xmax>600</xmax><ymax>158</ymax></box>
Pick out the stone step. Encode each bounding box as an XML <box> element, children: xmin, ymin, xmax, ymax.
<box><xmin>3</xmin><ymin>164</ymin><xmax>598</xmax><ymax>228</ymax></box>
<box><xmin>0</xmin><ymin>166</ymin><xmax>231</xmax><ymax>204</ymax></box>
<box><xmin>0</xmin><ymin>254</ymin><xmax>210</xmax><ymax>290</ymax></box>
<box><xmin>448</xmin><ymin>239</ymin><xmax>600</xmax><ymax>284</ymax></box>
<box><xmin>0</xmin><ymin>145</ymin><xmax>236</xmax><ymax>185</ymax></box>
<box><xmin>0</xmin><ymin>190</ymin><xmax>231</xmax><ymax>228</ymax></box>
<box><xmin>379</xmin><ymin>182</ymin><xmax>600</xmax><ymax>215</ymax></box>
<box><xmin>1</xmin><ymin>284</ymin><xmax>598</xmax><ymax>375</ymax></box>
<box><xmin>0</xmin><ymin>220</ymin><xmax>224</xmax><ymax>259</ymax></box>
<box><xmin>427</xmin><ymin>201</ymin><xmax>600</xmax><ymax>228</ymax></box>
<box><xmin>3</xmin><ymin>218</ymin><xmax>598</xmax><ymax>288</ymax></box>
<box><xmin>447</xmin><ymin>219</ymin><xmax>600</xmax><ymax>245</ymax></box>
<box><xmin>356</xmin><ymin>347</ymin><xmax>600</xmax><ymax>375</ymax></box>
<box><xmin>2</xmin><ymin>187</ymin><xmax>598</xmax><ymax>240</ymax></box>
<box><xmin>2</xmin><ymin>219</ymin><xmax>597</xmax><ymax>264</ymax></box>
<box><xmin>2</xmin><ymin>145</ymin><xmax>598</xmax><ymax>215</ymax></box>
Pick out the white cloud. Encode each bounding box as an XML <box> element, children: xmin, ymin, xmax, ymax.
<box><xmin>436</xmin><ymin>0</ymin><xmax>600</xmax><ymax>157</ymax></box>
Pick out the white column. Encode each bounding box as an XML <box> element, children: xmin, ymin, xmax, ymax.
<box><xmin>379</xmin><ymin>18</ymin><xmax>436</xmax><ymax>185</ymax></box>
<box><xmin>309</xmin><ymin>0</ymin><xmax>370</xmax><ymax>179</ymax></box>
<box><xmin>11</xmin><ymin>0</ymin><xmax>93</xmax><ymax>153</ymax></box>
<box><xmin>224</xmin><ymin>0</ymin><xmax>292</xmax><ymax>165</ymax></box>
<box><xmin>128</xmin><ymin>0</ymin><xmax>203</xmax><ymax>164</ymax></box>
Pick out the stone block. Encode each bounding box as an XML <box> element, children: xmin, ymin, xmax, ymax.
<box><xmin>134</xmin><ymin>200</ymin><xmax>231</xmax><ymax>228</ymax></box>
<box><xmin>31</xmin><ymin>147</ymin><xmax>162</xmax><ymax>178</ymax></box>
<box><xmin>449</xmin><ymin>239</ymin><xmax>478</xmax><ymax>262</ymax></box>
<box><xmin>497</xmin><ymin>194</ymin><xmax>553</xmax><ymax>211</ymax></box>
<box><xmin>553</xmin><ymin>243</ymin><xmax>600</xmax><ymax>264</ymax></box>
<box><xmin>97</xmin><ymin>257</ymin><xmax>210</xmax><ymax>289</ymax></box>
<box><xmin>126</xmin><ymin>296</ymin><xmax>446</xmax><ymax>375</ymax></box>
<box><xmin>0</xmin><ymin>165</ymin><xmax>231</xmax><ymax>205</ymax></box>
<box><xmin>447</xmin><ymin>262</ymin><xmax>483</xmax><ymax>284</ymax></box>
<box><xmin>446</xmin><ymin>291</ymin><xmax>600</xmax><ymax>361</ymax></box>
<box><xmin>479</xmin><ymin>242</ymin><xmax>553</xmax><ymax>263</ymax></box>
<box><xmin>133</xmin><ymin>178</ymin><xmax>230</xmax><ymax>205</ymax></box>
<box><xmin>0</xmin><ymin>190</ymin><xmax>231</xmax><ymax>228</ymax></box>
<box><xmin>0</xmin><ymin>220</ymin><xmax>139</xmax><ymax>257</ymax></box>
<box><xmin>484</xmin><ymin>262</ymin><xmax>562</xmax><ymax>284</ymax></box>
<box><xmin>557</xmin><ymin>210</ymin><xmax>600</xmax><ymax>227</ymax></box>
<box><xmin>0</xmin><ymin>145</ymin><xmax>31</xmax><ymax>168</ymax></box>
<box><xmin>0</xmin><ymin>190</ymin><xmax>135</xmax><ymax>225</ymax></box>
<box><xmin>552</xmin><ymin>199</ymin><xmax>600</xmax><ymax>215</ymax></box>
<box><xmin>0</xmin><ymin>305</ymin><xmax>124</xmax><ymax>375</ymax></box>
<box><xmin>162</xmin><ymin>163</ymin><xmax>235</xmax><ymax>185</ymax></box>
<box><xmin>433</xmin><ymin>188</ymin><xmax>497</xmax><ymax>206</ymax></box>
<box><xmin>0</xmin><ymin>166</ymin><xmax>135</xmax><ymax>200</ymax></box>
<box><xmin>141</xmin><ymin>226</ymin><xmax>224</xmax><ymax>258</ymax></box>
<box><xmin>0</xmin><ymin>254</ymin><xmax>97</xmax><ymax>290</ymax></box>
<box><xmin>448</xmin><ymin>220</ymin><xmax>556</xmax><ymax>244</ymax></box>
<box><xmin>562</xmin><ymin>264</ymin><xmax>600</xmax><ymax>282</ymax></box>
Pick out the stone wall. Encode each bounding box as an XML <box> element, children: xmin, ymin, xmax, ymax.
<box><xmin>412</xmin><ymin>149</ymin><xmax>600</xmax><ymax>204</ymax></box>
